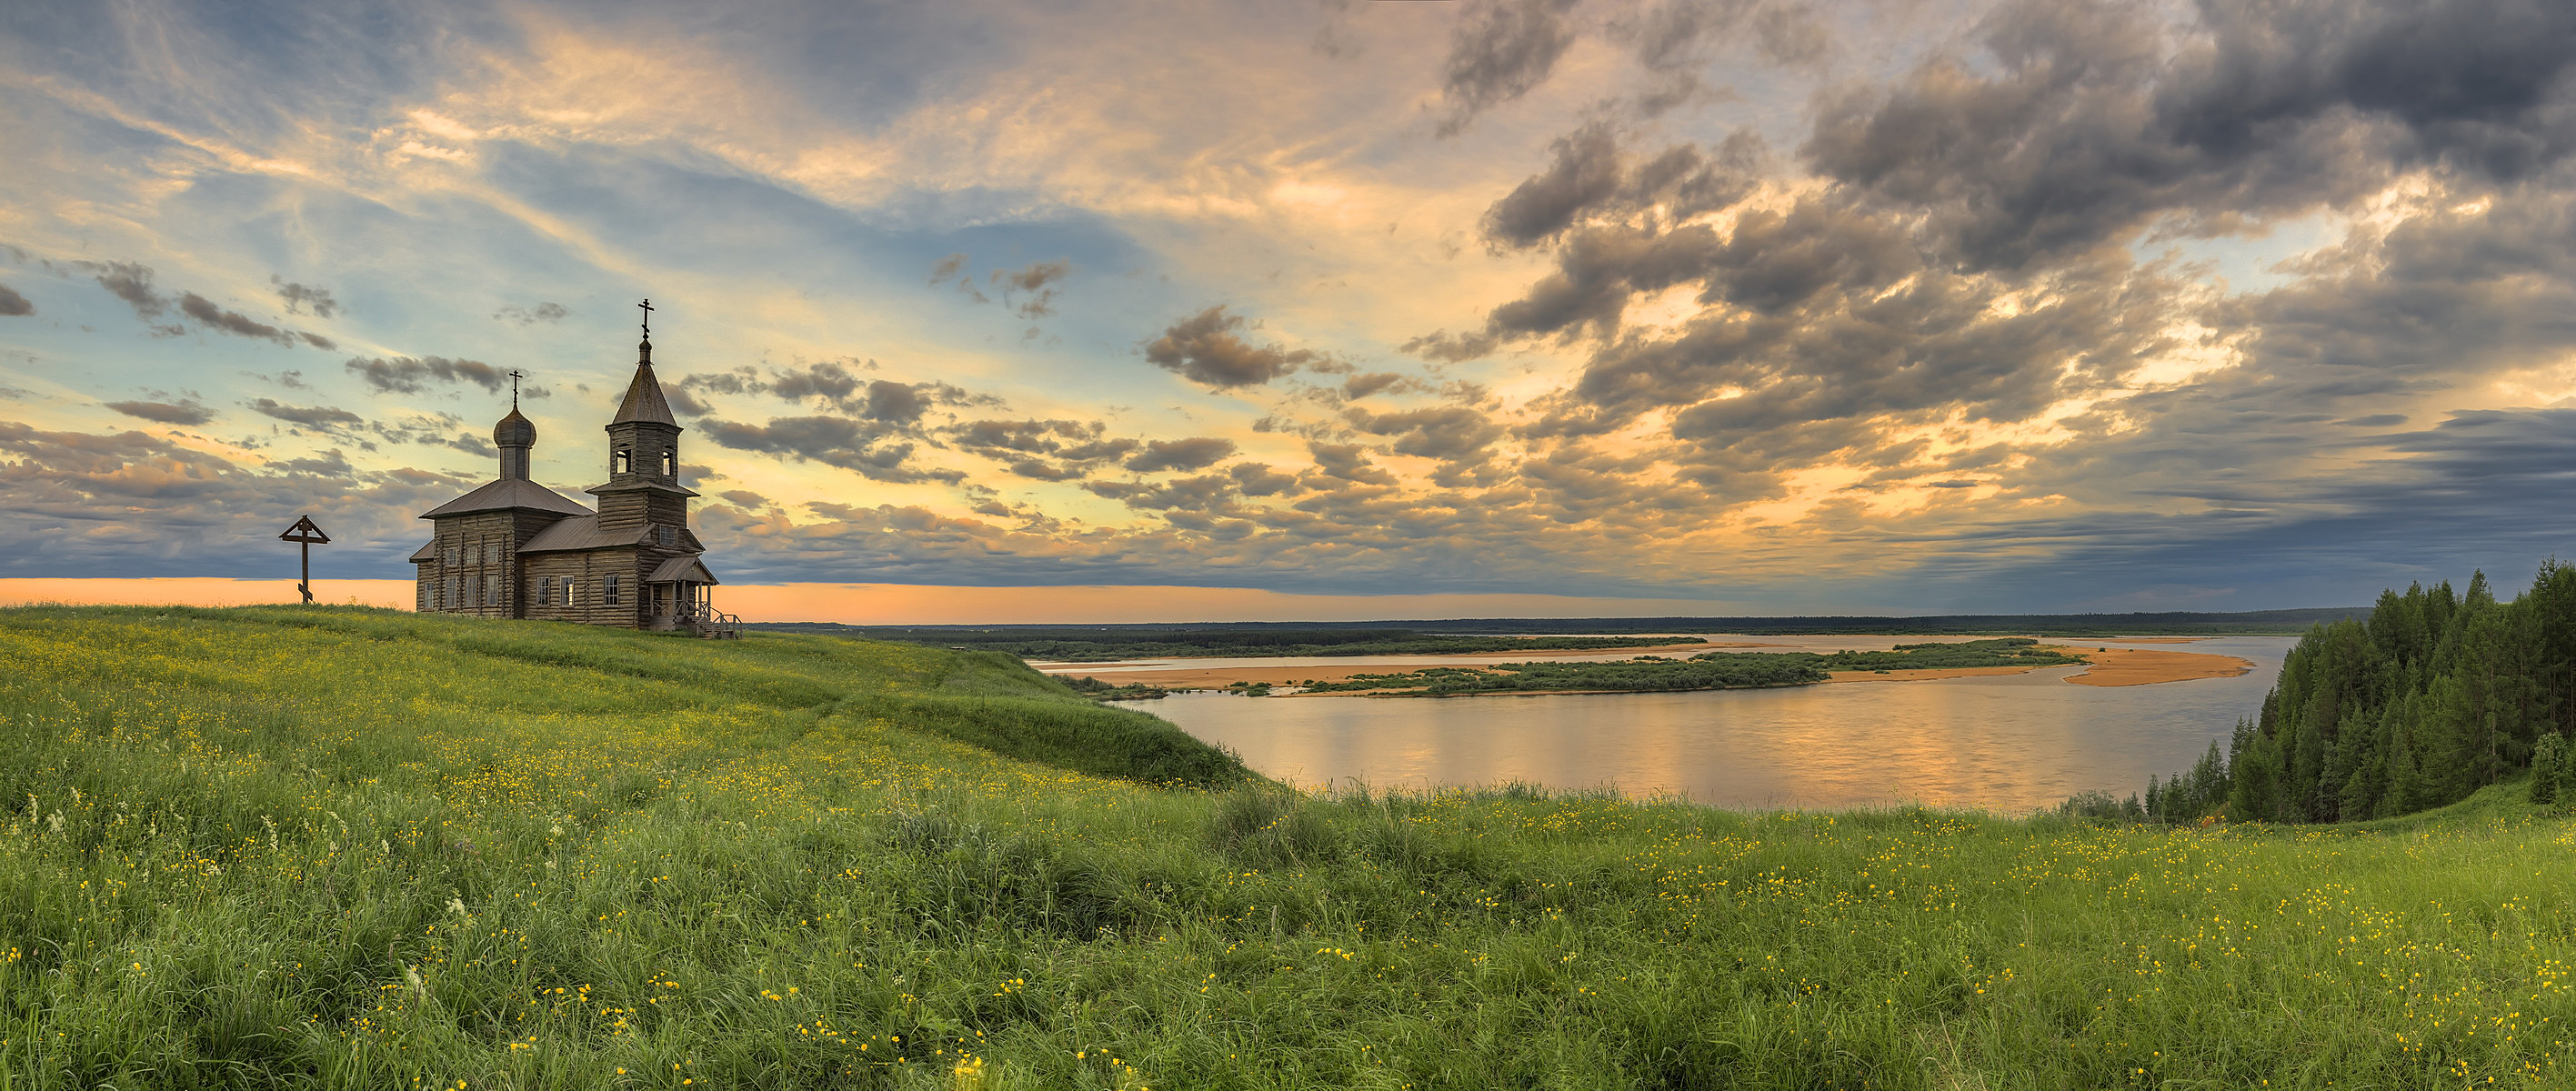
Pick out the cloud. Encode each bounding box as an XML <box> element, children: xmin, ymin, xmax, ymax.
<box><xmin>248</xmin><ymin>398</ymin><xmax>366</xmax><ymax>429</ymax></box>
<box><xmin>0</xmin><ymin>421</ymin><xmax>477</xmax><ymax>578</ymax></box>
<box><xmin>1481</xmin><ymin>124</ymin><xmax>1767</xmax><ymax>252</ymax></box>
<box><xmin>179</xmin><ymin>293</ymin><xmax>297</xmax><ymax>346</ymax></box>
<box><xmin>92</xmin><ymin>262</ymin><xmax>168</xmax><ymax>318</ymax></box>
<box><xmin>103</xmin><ymin>398</ymin><xmax>213</xmax><ymax>425</ymax></box>
<box><xmin>1125</xmin><ymin>436</ymin><xmax>1238</xmax><ymax>473</ymax></box>
<box><xmin>864</xmin><ymin>380</ymin><xmax>931</xmax><ymax>424</ymax></box>
<box><xmin>948</xmin><ymin>417</ymin><xmax>1138</xmax><ymax>479</ymax></box>
<box><xmin>1438</xmin><ymin>0</ymin><xmax>1581</xmax><ymax>136</ymax></box>
<box><xmin>345</xmin><ymin>355</ymin><xmax>512</xmax><ymax>395</ymax></box>
<box><xmin>927</xmin><ymin>253</ymin><xmax>968</xmax><ymax>284</ymax></box>
<box><xmin>1340</xmin><ymin>372</ymin><xmax>1422</xmax><ymax>400</ymax></box>
<box><xmin>75</xmin><ymin>263</ymin><xmax>328</xmax><ymax>346</ymax></box>
<box><xmin>1228</xmin><ymin>461</ymin><xmax>1303</xmax><ymax>496</ymax></box>
<box><xmin>271</xmin><ymin>277</ymin><xmax>337</xmax><ymax>317</ymax></box>
<box><xmin>697</xmin><ymin>415</ymin><xmax>963</xmax><ymax>483</ymax></box>
<box><xmin>1305</xmin><ymin>440</ymin><xmax>1398</xmax><ymax>485</ymax></box>
<box><xmin>767</xmin><ymin>360</ymin><xmax>867</xmax><ymax>407</ymax></box>
<box><xmin>991</xmin><ymin>258</ymin><xmax>1071</xmax><ymax>318</ymax></box>
<box><xmin>1346</xmin><ymin>405</ymin><xmax>1506</xmax><ymax>462</ymax></box>
<box><xmin>1483</xmin><ymin>124</ymin><xmax>1626</xmax><ymax>248</ymax></box>
<box><xmin>717</xmin><ymin>489</ymin><xmax>770</xmax><ymax>508</ymax></box>
<box><xmin>494</xmin><ymin>303</ymin><xmax>569</xmax><ymax>325</ymax></box>
<box><xmin>1144</xmin><ymin>305</ymin><xmax>1323</xmax><ymax>387</ymax></box>
<box><xmin>0</xmin><ymin>284</ymin><xmax>30</xmax><ymax>316</ymax></box>
<box><xmin>676</xmin><ymin>362</ymin><xmax>977</xmax><ymax>427</ymax></box>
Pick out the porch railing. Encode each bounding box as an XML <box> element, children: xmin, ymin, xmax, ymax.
<box><xmin>680</xmin><ymin>599</ymin><xmax>741</xmax><ymax>639</ymax></box>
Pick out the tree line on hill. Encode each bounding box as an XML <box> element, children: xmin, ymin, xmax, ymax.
<box><xmin>2087</xmin><ymin>563</ymin><xmax>2576</xmax><ymax>826</ymax></box>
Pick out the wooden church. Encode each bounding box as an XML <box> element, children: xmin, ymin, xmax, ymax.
<box><xmin>409</xmin><ymin>309</ymin><xmax>735</xmax><ymax>636</ymax></box>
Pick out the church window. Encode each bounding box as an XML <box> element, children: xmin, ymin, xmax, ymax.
<box><xmin>537</xmin><ymin>576</ymin><xmax>553</xmax><ymax>606</ymax></box>
<box><xmin>486</xmin><ymin>576</ymin><xmax>500</xmax><ymax>606</ymax></box>
<box><xmin>444</xmin><ymin>546</ymin><xmax>457</xmax><ymax>567</ymax></box>
<box><xmin>660</xmin><ymin>449</ymin><xmax>677</xmax><ymax>476</ymax></box>
<box><xmin>604</xmin><ymin>575</ymin><xmax>622</xmax><ymax>606</ymax></box>
<box><xmin>657</xmin><ymin>525</ymin><xmax>677</xmax><ymax>546</ymax></box>
<box><xmin>615</xmin><ymin>446</ymin><xmax>633</xmax><ymax>474</ymax></box>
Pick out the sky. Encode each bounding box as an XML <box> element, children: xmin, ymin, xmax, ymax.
<box><xmin>7</xmin><ymin>0</ymin><xmax>2576</xmax><ymax>621</ymax></box>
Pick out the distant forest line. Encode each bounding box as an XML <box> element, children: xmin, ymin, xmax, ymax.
<box><xmin>748</xmin><ymin>606</ymin><xmax>2362</xmax><ymax>661</ymax></box>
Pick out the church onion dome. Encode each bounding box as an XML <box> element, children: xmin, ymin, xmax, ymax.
<box><xmin>493</xmin><ymin>406</ymin><xmax>537</xmax><ymax>448</ymax></box>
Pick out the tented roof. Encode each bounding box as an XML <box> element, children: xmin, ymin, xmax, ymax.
<box><xmin>611</xmin><ymin>360</ymin><xmax>678</xmax><ymax>427</ymax></box>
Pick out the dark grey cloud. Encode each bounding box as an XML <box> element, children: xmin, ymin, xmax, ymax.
<box><xmin>0</xmin><ymin>283</ymin><xmax>31</xmax><ymax>316</ymax></box>
<box><xmin>718</xmin><ymin>489</ymin><xmax>770</xmax><ymax>508</ymax></box>
<box><xmin>1792</xmin><ymin>0</ymin><xmax>2576</xmax><ymax>275</ymax></box>
<box><xmin>676</xmin><ymin>362</ymin><xmax>980</xmax><ymax>426</ymax></box>
<box><xmin>92</xmin><ymin>262</ymin><xmax>166</xmax><ymax>318</ymax></box>
<box><xmin>845</xmin><ymin>380</ymin><xmax>917</xmax><ymax>424</ymax></box>
<box><xmin>697</xmin><ymin>415</ymin><xmax>963</xmax><ymax>484</ymax></box>
<box><xmin>1346</xmin><ymin>405</ymin><xmax>1507</xmax><ymax>462</ymax></box>
<box><xmin>272</xmin><ymin>277</ymin><xmax>337</xmax><ymax>317</ymax></box>
<box><xmin>991</xmin><ymin>258</ymin><xmax>1071</xmax><ymax>319</ymax></box>
<box><xmin>75</xmin><ymin>262</ymin><xmax>328</xmax><ymax>345</ymax></box>
<box><xmin>947</xmin><ymin>417</ymin><xmax>1139</xmax><ymax>479</ymax></box>
<box><xmin>92</xmin><ymin>262</ymin><xmax>167</xmax><ymax>317</ymax></box>
<box><xmin>1145</xmin><ymin>305</ymin><xmax>1323</xmax><ymax>387</ymax></box>
<box><xmin>1228</xmin><ymin>461</ymin><xmax>1303</xmax><ymax>496</ymax></box>
<box><xmin>1125</xmin><ymin>436</ymin><xmax>1238</xmax><ymax>473</ymax></box>
<box><xmin>1306</xmin><ymin>440</ymin><xmax>1398</xmax><ymax>485</ymax></box>
<box><xmin>345</xmin><ymin>355</ymin><xmax>513</xmax><ymax>395</ymax></box>
<box><xmin>179</xmin><ymin>293</ymin><xmax>298</xmax><ymax>346</ymax></box>
<box><xmin>494</xmin><ymin>302</ymin><xmax>568</xmax><ymax>325</ymax></box>
<box><xmin>0</xmin><ymin>421</ymin><xmax>476</xmax><ymax>579</ymax></box>
<box><xmin>1482</xmin><ymin>124</ymin><xmax>1766</xmax><ymax>249</ymax></box>
<box><xmin>248</xmin><ymin>398</ymin><xmax>365</xmax><ymax>429</ymax></box>
<box><xmin>1484</xmin><ymin>124</ymin><xmax>1624</xmax><ymax>247</ymax></box>
<box><xmin>1438</xmin><ymin>0</ymin><xmax>1580</xmax><ymax>136</ymax></box>
<box><xmin>1340</xmin><ymin>372</ymin><xmax>1425</xmax><ymax>400</ymax></box>
<box><xmin>1086</xmin><ymin>473</ymin><xmax>1241</xmax><ymax>514</ymax></box>
<box><xmin>103</xmin><ymin>398</ymin><xmax>213</xmax><ymax>425</ymax></box>
<box><xmin>767</xmin><ymin>360</ymin><xmax>867</xmax><ymax>406</ymax></box>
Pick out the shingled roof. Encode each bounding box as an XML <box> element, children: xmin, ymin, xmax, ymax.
<box><xmin>418</xmin><ymin>478</ymin><xmax>596</xmax><ymax>520</ymax></box>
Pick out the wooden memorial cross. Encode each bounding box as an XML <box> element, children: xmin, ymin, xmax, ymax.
<box><xmin>278</xmin><ymin>515</ymin><xmax>330</xmax><ymax>605</ymax></box>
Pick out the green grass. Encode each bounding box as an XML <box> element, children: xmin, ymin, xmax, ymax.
<box><xmin>2</xmin><ymin>606</ymin><xmax>2573</xmax><ymax>1088</ymax></box>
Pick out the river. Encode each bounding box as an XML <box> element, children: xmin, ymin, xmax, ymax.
<box><xmin>1107</xmin><ymin>636</ymin><xmax>2291</xmax><ymax>813</ymax></box>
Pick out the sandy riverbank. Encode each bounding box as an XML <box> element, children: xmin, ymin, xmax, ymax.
<box><xmin>1047</xmin><ymin>640</ymin><xmax>2256</xmax><ymax>693</ymax></box>
<box><xmin>2057</xmin><ymin>646</ymin><xmax>2254</xmax><ymax>686</ymax></box>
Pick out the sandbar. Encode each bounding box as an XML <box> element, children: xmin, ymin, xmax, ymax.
<box><xmin>1034</xmin><ymin>642</ymin><xmax>1760</xmax><ymax>686</ymax></box>
<box><xmin>2056</xmin><ymin>646</ymin><xmax>2253</xmax><ymax>686</ymax></box>
<box><xmin>1042</xmin><ymin>639</ymin><xmax>2255</xmax><ymax>694</ymax></box>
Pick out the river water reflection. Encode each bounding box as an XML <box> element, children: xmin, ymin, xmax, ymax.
<box><xmin>1117</xmin><ymin>636</ymin><xmax>2291</xmax><ymax>813</ymax></box>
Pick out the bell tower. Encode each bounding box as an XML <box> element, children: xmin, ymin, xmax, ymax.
<box><xmin>589</xmin><ymin>299</ymin><xmax>697</xmax><ymax>533</ymax></box>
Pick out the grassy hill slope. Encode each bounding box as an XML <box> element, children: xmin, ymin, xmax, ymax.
<box><xmin>1</xmin><ymin>606</ymin><xmax>2572</xmax><ymax>1088</ymax></box>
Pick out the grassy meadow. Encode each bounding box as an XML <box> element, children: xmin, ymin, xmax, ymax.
<box><xmin>3</xmin><ymin>606</ymin><xmax>2575</xmax><ymax>1088</ymax></box>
